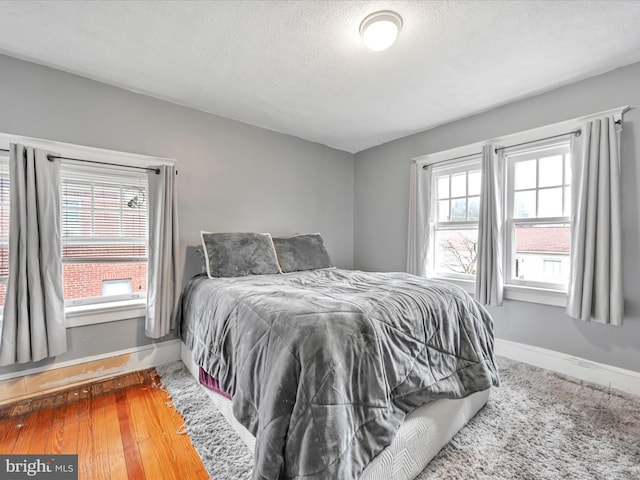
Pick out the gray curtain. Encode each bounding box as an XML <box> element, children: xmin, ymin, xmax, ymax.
<box><xmin>567</xmin><ymin>116</ymin><xmax>623</xmax><ymax>325</ymax></box>
<box><xmin>406</xmin><ymin>162</ymin><xmax>431</xmax><ymax>276</ymax></box>
<box><xmin>0</xmin><ymin>144</ymin><xmax>66</xmax><ymax>366</ymax></box>
<box><xmin>146</xmin><ymin>164</ymin><xmax>180</xmax><ymax>338</ymax></box>
<box><xmin>475</xmin><ymin>144</ymin><xmax>504</xmax><ymax>306</ymax></box>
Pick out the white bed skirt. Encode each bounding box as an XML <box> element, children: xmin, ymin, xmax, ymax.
<box><xmin>180</xmin><ymin>342</ymin><xmax>490</xmax><ymax>480</ymax></box>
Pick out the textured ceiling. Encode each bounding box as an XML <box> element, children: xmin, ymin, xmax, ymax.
<box><xmin>1</xmin><ymin>1</ymin><xmax>640</xmax><ymax>153</ymax></box>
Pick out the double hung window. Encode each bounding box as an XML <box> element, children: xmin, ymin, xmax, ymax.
<box><xmin>61</xmin><ymin>163</ymin><xmax>148</xmax><ymax>306</ymax></box>
<box><xmin>430</xmin><ymin>158</ymin><xmax>482</xmax><ymax>279</ymax></box>
<box><xmin>416</xmin><ymin>107</ymin><xmax>625</xmax><ymax>308</ymax></box>
<box><xmin>426</xmin><ymin>140</ymin><xmax>572</xmax><ymax>295</ymax></box>
<box><xmin>505</xmin><ymin>142</ymin><xmax>571</xmax><ymax>289</ymax></box>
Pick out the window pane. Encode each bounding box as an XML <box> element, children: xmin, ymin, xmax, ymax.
<box><xmin>63</xmin><ymin>210</ymin><xmax>92</xmax><ymax>237</ymax></box>
<box><xmin>437</xmin><ymin>175</ymin><xmax>449</xmax><ymax>199</ymax></box>
<box><xmin>451</xmin><ymin>198</ymin><xmax>466</xmax><ymax>221</ymax></box>
<box><xmin>93</xmin><ymin>185</ymin><xmax>122</xmax><ymax>209</ymax></box>
<box><xmin>563</xmin><ymin>186</ymin><xmax>571</xmax><ymax>217</ymax></box>
<box><xmin>514</xmin><ymin>190</ymin><xmax>536</xmax><ymax>218</ymax></box>
<box><xmin>434</xmin><ymin>229</ymin><xmax>478</xmax><ymax>276</ymax></box>
<box><xmin>437</xmin><ymin>200</ymin><xmax>450</xmax><ymax>221</ymax></box>
<box><xmin>514</xmin><ymin>159</ymin><xmax>536</xmax><ymax>190</ymax></box>
<box><xmin>468</xmin><ymin>170</ymin><xmax>481</xmax><ymax>196</ymax></box>
<box><xmin>62</xmin><ymin>182</ymin><xmax>91</xmax><ymax>207</ymax></box>
<box><xmin>451</xmin><ymin>172</ymin><xmax>466</xmax><ymax>197</ymax></box>
<box><xmin>538</xmin><ymin>155</ymin><xmax>563</xmax><ymax>187</ymax></box>
<box><xmin>94</xmin><ymin>211</ymin><xmax>122</xmax><ymax>236</ymax></box>
<box><xmin>564</xmin><ymin>154</ymin><xmax>571</xmax><ymax>185</ymax></box>
<box><xmin>64</xmin><ymin>262</ymin><xmax>147</xmax><ymax>301</ymax></box>
<box><xmin>513</xmin><ymin>224</ymin><xmax>570</xmax><ymax>284</ymax></box>
<box><xmin>538</xmin><ymin>188</ymin><xmax>563</xmax><ymax>217</ymax></box>
<box><xmin>468</xmin><ymin>196</ymin><xmax>480</xmax><ymax>220</ymax></box>
<box><xmin>122</xmin><ymin>211</ymin><xmax>147</xmax><ymax>237</ymax></box>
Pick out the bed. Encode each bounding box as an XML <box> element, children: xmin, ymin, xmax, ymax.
<box><xmin>177</xmin><ymin>233</ymin><xmax>499</xmax><ymax>480</ymax></box>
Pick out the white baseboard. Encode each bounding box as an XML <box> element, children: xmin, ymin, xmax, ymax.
<box><xmin>0</xmin><ymin>339</ymin><xmax>181</xmax><ymax>404</ymax></box>
<box><xmin>495</xmin><ymin>338</ymin><xmax>640</xmax><ymax>397</ymax></box>
<box><xmin>0</xmin><ymin>339</ymin><xmax>181</xmax><ymax>382</ymax></box>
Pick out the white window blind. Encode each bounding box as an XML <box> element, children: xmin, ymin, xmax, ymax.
<box><xmin>61</xmin><ymin>162</ymin><xmax>149</xmax><ymax>304</ymax></box>
<box><xmin>0</xmin><ymin>153</ymin><xmax>8</xmax><ymax>308</ymax></box>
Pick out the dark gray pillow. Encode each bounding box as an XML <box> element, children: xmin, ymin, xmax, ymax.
<box><xmin>272</xmin><ymin>233</ymin><xmax>333</xmax><ymax>273</ymax></box>
<box><xmin>200</xmin><ymin>232</ymin><xmax>281</xmax><ymax>278</ymax></box>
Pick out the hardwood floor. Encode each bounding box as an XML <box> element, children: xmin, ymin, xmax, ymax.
<box><xmin>0</xmin><ymin>369</ymin><xmax>210</xmax><ymax>480</ymax></box>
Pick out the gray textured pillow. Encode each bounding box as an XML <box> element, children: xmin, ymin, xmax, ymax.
<box><xmin>272</xmin><ymin>233</ymin><xmax>333</xmax><ymax>273</ymax></box>
<box><xmin>200</xmin><ymin>232</ymin><xmax>281</xmax><ymax>278</ymax></box>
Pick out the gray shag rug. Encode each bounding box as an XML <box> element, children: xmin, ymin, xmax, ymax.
<box><xmin>157</xmin><ymin>358</ymin><xmax>640</xmax><ymax>479</ymax></box>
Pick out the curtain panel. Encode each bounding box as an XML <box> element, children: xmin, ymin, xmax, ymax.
<box><xmin>146</xmin><ymin>164</ymin><xmax>180</xmax><ymax>338</ymax></box>
<box><xmin>0</xmin><ymin>144</ymin><xmax>66</xmax><ymax>366</ymax></box>
<box><xmin>475</xmin><ymin>144</ymin><xmax>504</xmax><ymax>306</ymax></box>
<box><xmin>567</xmin><ymin>116</ymin><xmax>623</xmax><ymax>325</ymax></box>
<box><xmin>406</xmin><ymin>163</ymin><xmax>431</xmax><ymax>276</ymax></box>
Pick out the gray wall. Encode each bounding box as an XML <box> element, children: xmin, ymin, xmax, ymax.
<box><xmin>354</xmin><ymin>61</ymin><xmax>640</xmax><ymax>373</ymax></box>
<box><xmin>0</xmin><ymin>54</ymin><xmax>354</xmax><ymax>375</ymax></box>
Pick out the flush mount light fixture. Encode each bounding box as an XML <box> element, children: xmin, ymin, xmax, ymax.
<box><xmin>359</xmin><ymin>10</ymin><xmax>403</xmax><ymax>51</ymax></box>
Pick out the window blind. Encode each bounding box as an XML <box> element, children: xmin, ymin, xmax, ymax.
<box><xmin>0</xmin><ymin>154</ymin><xmax>8</xmax><ymax>282</ymax></box>
<box><xmin>61</xmin><ymin>163</ymin><xmax>148</xmax><ymax>263</ymax></box>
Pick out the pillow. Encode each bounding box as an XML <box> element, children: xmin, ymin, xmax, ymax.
<box><xmin>272</xmin><ymin>233</ymin><xmax>333</xmax><ymax>273</ymax></box>
<box><xmin>200</xmin><ymin>232</ymin><xmax>281</xmax><ymax>278</ymax></box>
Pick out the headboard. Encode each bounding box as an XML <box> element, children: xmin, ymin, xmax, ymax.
<box><xmin>182</xmin><ymin>245</ymin><xmax>205</xmax><ymax>287</ymax></box>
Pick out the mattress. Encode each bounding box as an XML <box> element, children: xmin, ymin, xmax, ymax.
<box><xmin>181</xmin><ymin>342</ymin><xmax>490</xmax><ymax>480</ymax></box>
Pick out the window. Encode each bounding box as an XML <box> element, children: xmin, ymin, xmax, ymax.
<box><xmin>543</xmin><ymin>259</ymin><xmax>562</xmax><ymax>276</ymax></box>
<box><xmin>430</xmin><ymin>159</ymin><xmax>482</xmax><ymax>279</ymax></box>
<box><xmin>0</xmin><ymin>152</ymin><xmax>8</xmax><ymax>311</ymax></box>
<box><xmin>425</xmin><ymin>140</ymin><xmax>572</xmax><ymax>296</ymax></box>
<box><xmin>61</xmin><ymin>163</ymin><xmax>148</xmax><ymax>306</ymax></box>
<box><xmin>102</xmin><ymin>279</ymin><xmax>132</xmax><ymax>296</ymax></box>
<box><xmin>505</xmin><ymin>141</ymin><xmax>571</xmax><ymax>290</ymax></box>
<box><xmin>415</xmin><ymin>107</ymin><xmax>625</xmax><ymax>306</ymax></box>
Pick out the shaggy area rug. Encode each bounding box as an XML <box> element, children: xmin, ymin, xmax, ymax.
<box><xmin>157</xmin><ymin>358</ymin><xmax>640</xmax><ymax>479</ymax></box>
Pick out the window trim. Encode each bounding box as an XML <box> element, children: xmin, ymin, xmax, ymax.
<box><xmin>65</xmin><ymin>298</ymin><xmax>147</xmax><ymax>328</ymax></box>
<box><xmin>0</xmin><ymin>132</ymin><xmax>175</xmax><ymax>325</ymax></box>
<box><xmin>414</xmin><ymin>105</ymin><xmax>628</xmax><ymax>307</ymax></box>
<box><xmin>431</xmin><ymin>276</ymin><xmax>567</xmax><ymax>307</ymax></box>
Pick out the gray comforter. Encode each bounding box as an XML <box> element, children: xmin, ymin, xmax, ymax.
<box><xmin>178</xmin><ymin>268</ymin><xmax>499</xmax><ymax>480</ymax></box>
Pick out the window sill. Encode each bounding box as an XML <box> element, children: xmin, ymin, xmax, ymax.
<box><xmin>65</xmin><ymin>299</ymin><xmax>146</xmax><ymax>328</ymax></box>
<box><xmin>503</xmin><ymin>284</ymin><xmax>566</xmax><ymax>307</ymax></box>
<box><xmin>429</xmin><ymin>276</ymin><xmax>567</xmax><ymax>307</ymax></box>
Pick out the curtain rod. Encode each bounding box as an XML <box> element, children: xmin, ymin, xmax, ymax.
<box><xmin>422</xmin><ymin>151</ymin><xmax>481</xmax><ymax>169</ymax></box>
<box><xmin>423</xmin><ymin>118</ymin><xmax>623</xmax><ymax>169</ymax></box>
<box><xmin>47</xmin><ymin>155</ymin><xmax>160</xmax><ymax>174</ymax></box>
<box><xmin>495</xmin><ymin>119</ymin><xmax>622</xmax><ymax>154</ymax></box>
<box><xmin>494</xmin><ymin>129</ymin><xmax>581</xmax><ymax>153</ymax></box>
<box><xmin>0</xmin><ymin>148</ymin><xmax>161</xmax><ymax>174</ymax></box>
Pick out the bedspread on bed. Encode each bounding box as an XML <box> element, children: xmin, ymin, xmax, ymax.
<box><xmin>178</xmin><ymin>269</ymin><xmax>499</xmax><ymax>480</ymax></box>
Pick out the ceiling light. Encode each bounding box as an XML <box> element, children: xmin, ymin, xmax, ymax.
<box><xmin>359</xmin><ymin>10</ymin><xmax>403</xmax><ymax>52</ymax></box>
